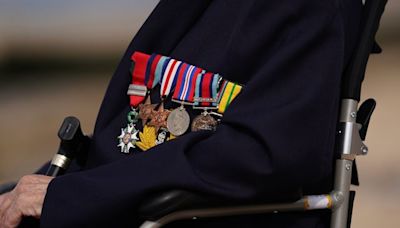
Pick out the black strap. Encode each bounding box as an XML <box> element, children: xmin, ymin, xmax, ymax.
<box><xmin>371</xmin><ymin>41</ymin><xmax>382</xmax><ymax>54</ymax></box>
<box><xmin>351</xmin><ymin>161</ymin><xmax>360</xmax><ymax>186</ymax></box>
<box><xmin>0</xmin><ymin>182</ymin><xmax>17</xmax><ymax>195</ymax></box>
<box><xmin>347</xmin><ymin>191</ymin><xmax>356</xmax><ymax>228</ymax></box>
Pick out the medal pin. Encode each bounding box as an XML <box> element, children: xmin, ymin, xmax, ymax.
<box><xmin>167</xmin><ymin>63</ymin><xmax>199</xmax><ymax>136</ymax></box>
<box><xmin>191</xmin><ymin>72</ymin><xmax>220</xmax><ymax>132</ymax></box>
<box><xmin>117</xmin><ymin>52</ymin><xmax>151</xmax><ymax>154</ymax></box>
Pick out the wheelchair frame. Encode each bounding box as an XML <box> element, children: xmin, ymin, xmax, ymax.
<box><xmin>138</xmin><ymin>0</ymin><xmax>387</xmax><ymax>227</ymax></box>
<box><xmin>0</xmin><ymin>0</ymin><xmax>387</xmax><ymax>227</ymax></box>
<box><xmin>138</xmin><ymin>100</ymin><xmax>369</xmax><ymax>228</ymax></box>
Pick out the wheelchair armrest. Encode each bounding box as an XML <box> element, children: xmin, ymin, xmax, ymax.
<box><xmin>138</xmin><ymin>189</ymin><xmax>302</xmax><ymax>221</ymax></box>
<box><xmin>0</xmin><ymin>182</ymin><xmax>17</xmax><ymax>195</ymax></box>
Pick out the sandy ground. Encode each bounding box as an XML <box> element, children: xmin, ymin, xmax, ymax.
<box><xmin>0</xmin><ymin>45</ymin><xmax>399</xmax><ymax>227</ymax></box>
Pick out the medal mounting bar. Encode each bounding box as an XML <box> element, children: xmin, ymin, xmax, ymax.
<box><xmin>192</xmin><ymin>106</ymin><xmax>218</xmax><ymax>110</ymax></box>
<box><xmin>193</xmin><ymin>97</ymin><xmax>217</xmax><ymax>103</ymax></box>
<box><xmin>128</xmin><ymin>84</ymin><xmax>148</xmax><ymax>97</ymax></box>
<box><xmin>171</xmin><ymin>99</ymin><xmax>194</xmax><ymax>106</ymax></box>
<box><xmin>209</xmin><ymin>111</ymin><xmax>223</xmax><ymax>118</ymax></box>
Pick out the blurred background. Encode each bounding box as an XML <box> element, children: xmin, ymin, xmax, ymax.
<box><xmin>0</xmin><ymin>0</ymin><xmax>398</xmax><ymax>227</ymax></box>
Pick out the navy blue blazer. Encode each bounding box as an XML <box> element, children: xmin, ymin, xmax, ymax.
<box><xmin>39</xmin><ymin>0</ymin><xmax>363</xmax><ymax>227</ymax></box>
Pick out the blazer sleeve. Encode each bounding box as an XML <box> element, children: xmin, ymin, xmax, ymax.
<box><xmin>40</xmin><ymin>0</ymin><xmax>350</xmax><ymax>227</ymax></box>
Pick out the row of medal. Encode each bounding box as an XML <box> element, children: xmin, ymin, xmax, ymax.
<box><xmin>117</xmin><ymin>51</ymin><xmax>242</xmax><ymax>153</ymax></box>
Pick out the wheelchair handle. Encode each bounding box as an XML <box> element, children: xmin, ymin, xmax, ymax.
<box><xmin>341</xmin><ymin>0</ymin><xmax>387</xmax><ymax>101</ymax></box>
<box><xmin>46</xmin><ymin>116</ymin><xmax>89</xmax><ymax>177</ymax></box>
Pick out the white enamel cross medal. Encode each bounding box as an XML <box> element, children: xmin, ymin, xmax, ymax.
<box><xmin>117</xmin><ymin>108</ymin><xmax>140</xmax><ymax>153</ymax></box>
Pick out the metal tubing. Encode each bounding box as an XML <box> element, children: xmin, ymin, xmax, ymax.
<box><xmin>140</xmin><ymin>221</ymin><xmax>162</xmax><ymax>228</ymax></box>
<box><xmin>330</xmin><ymin>159</ymin><xmax>353</xmax><ymax>228</ymax></box>
<box><xmin>140</xmin><ymin>199</ymin><xmax>307</xmax><ymax>228</ymax></box>
<box><xmin>339</xmin><ymin>99</ymin><xmax>358</xmax><ymax>123</ymax></box>
<box><xmin>330</xmin><ymin>98</ymin><xmax>359</xmax><ymax>228</ymax></box>
<box><xmin>337</xmin><ymin>99</ymin><xmax>363</xmax><ymax>159</ymax></box>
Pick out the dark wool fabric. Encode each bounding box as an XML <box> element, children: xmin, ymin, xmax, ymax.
<box><xmin>39</xmin><ymin>0</ymin><xmax>363</xmax><ymax>227</ymax></box>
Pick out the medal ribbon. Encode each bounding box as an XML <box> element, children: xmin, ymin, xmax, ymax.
<box><xmin>201</xmin><ymin>72</ymin><xmax>212</xmax><ymax>107</ymax></box>
<box><xmin>144</xmin><ymin>54</ymin><xmax>162</xmax><ymax>89</ymax></box>
<box><xmin>172</xmin><ymin>64</ymin><xmax>203</xmax><ymax>103</ymax></box>
<box><xmin>217</xmin><ymin>81</ymin><xmax>242</xmax><ymax>113</ymax></box>
<box><xmin>194</xmin><ymin>72</ymin><xmax>220</xmax><ymax>107</ymax></box>
<box><xmin>129</xmin><ymin>51</ymin><xmax>150</xmax><ymax>107</ymax></box>
<box><xmin>217</xmin><ymin>79</ymin><xmax>228</xmax><ymax>103</ymax></box>
<box><xmin>211</xmin><ymin>74</ymin><xmax>220</xmax><ymax>106</ymax></box>
<box><xmin>155</xmin><ymin>56</ymin><xmax>170</xmax><ymax>87</ymax></box>
<box><xmin>160</xmin><ymin>59</ymin><xmax>183</xmax><ymax>97</ymax></box>
<box><xmin>172</xmin><ymin>63</ymin><xmax>190</xmax><ymax>101</ymax></box>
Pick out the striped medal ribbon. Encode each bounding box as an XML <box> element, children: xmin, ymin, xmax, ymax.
<box><xmin>136</xmin><ymin>55</ymin><xmax>176</xmax><ymax>151</ymax></box>
<box><xmin>193</xmin><ymin>72</ymin><xmax>220</xmax><ymax>108</ymax></box>
<box><xmin>160</xmin><ymin>58</ymin><xmax>183</xmax><ymax>97</ymax></box>
<box><xmin>147</xmin><ymin>58</ymin><xmax>183</xmax><ymax>136</ymax></box>
<box><xmin>167</xmin><ymin>64</ymin><xmax>203</xmax><ymax>136</ymax></box>
<box><xmin>138</xmin><ymin>53</ymin><xmax>163</xmax><ymax>125</ymax></box>
<box><xmin>216</xmin><ymin>80</ymin><xmax>243</xmax><ymax>114</ymax></box>
<box><xmin>118</xmin><ymin>51</ymin><xmax>151</xmax><ymax>153</ymax></box>
<box><xmin>191</xmin><ymin>73</ymin><xmax>221</xmax><ymax>132</ymax></box>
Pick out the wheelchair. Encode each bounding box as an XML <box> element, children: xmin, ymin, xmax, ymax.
<box><xmin>0</xmin><ymin>0</ymin><xmax>387</xmax><ymax>227</ymax></box>
<box><xmin>135</xmin><ymin>1</ymin><xmax>387</xmax><ymax>227</ymax></box>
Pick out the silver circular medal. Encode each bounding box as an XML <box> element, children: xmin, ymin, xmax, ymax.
<box><xmin>191</xmin><ymin>113</ymin><xmax>218</xmax><ymax>132</ymax></box>
<box><xmin>167</xmin><ymin>107</ymin><xmax>190</xmax><ymax>136</ymax></box>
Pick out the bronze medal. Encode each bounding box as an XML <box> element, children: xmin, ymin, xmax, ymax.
<box><xmin>147</xmin><ymin>103</ymin><xmax>171</xmax><ymax>132</ymax></box>
<box><xmin>191</xmin><ymin>112</ymin><xmax>218</xmax><ymax>132</ymax></box>
<box><xmin>138</xmin><ymin>96</ymin><xmax>156</xmax><ymax>125</ymax></box>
